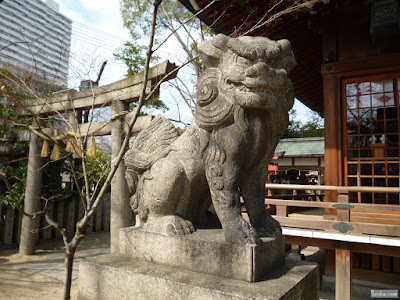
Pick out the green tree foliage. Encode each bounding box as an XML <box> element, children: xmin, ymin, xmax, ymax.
<box><xmin>0</xmin><ymin>67</ymin><xmax>30</xmax><ymax>138</ymax></box>
<box><xmin>114</xmin><ymin>42</ymin><xmax>147</xmax><ymax>76</ymax></box>
<box><xmin>281</xmin><ymin>109</ymin><xmax>324</xmax><ymax>138</ymax></box>
<box><xmin>79</xmin><ymin>150</ymin><xmax>111</xmax><ymax>198</ymax></box>
<box><xmin>116</xmin><ymin>0</ymin><xmax>214</xmax><ymax>116</ymax></box>
<box><xmin>0</xmin><ymin>147</ymin><xmax>112</xmax><ymax>207</ymax></box>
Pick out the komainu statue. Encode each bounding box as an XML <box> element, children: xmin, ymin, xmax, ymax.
<box><xmin>125</xmin><ymin>34</ymin><xmax>296</xmax><ymax>245</ymax></box>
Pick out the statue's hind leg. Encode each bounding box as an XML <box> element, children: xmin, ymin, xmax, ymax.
<box><xmin>138</xmin><ymin>157</ymin><xmax>195</xmax><ymax>236</ymax></box>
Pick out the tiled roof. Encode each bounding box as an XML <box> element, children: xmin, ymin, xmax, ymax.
<box><xmin>275</xmin><ymin>137</ymin><xmax>325</xmax><ymax>157</ymax></box>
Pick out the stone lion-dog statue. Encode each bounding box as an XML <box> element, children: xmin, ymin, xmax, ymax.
<box><xmin>125</xmin><ymin>34</ymin><xmax>296</xmax><ymax>245</ymax></box>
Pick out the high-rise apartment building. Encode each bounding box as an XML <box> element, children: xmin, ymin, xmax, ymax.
<box><xmin>0</xmin><ymin>0</ymin><xmax>71</xmax><ymax>86</ymax></box>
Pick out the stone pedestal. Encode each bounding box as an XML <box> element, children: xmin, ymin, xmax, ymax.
<box><xmin>119</xmin><ymin>227</ymin><xmax>285</xmax><ymax>282</ymax></box>
<box><xmin>78</xmin><ymin>227</ymin><xmax>319</xmax><ymax>300</ymax></box>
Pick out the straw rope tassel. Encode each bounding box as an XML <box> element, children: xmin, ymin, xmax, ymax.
<box><xmin>65</xmin><ymin>137</ymin><xmax>74</xmax><ymax>152</ymax></box>
<box><xmin>87</xmin><ymin>136</ymin><xmax>96</xmax><ymax>156</ymax></box>
<box><xmin>73</xmin><ymin>138</ymin><xmax>83</xmax><ymax>158</ymax></box>
<box><xmin>41</xmin><ymin>139</ymin><xmax>49</xmax><ymax>157</ymax></box>
<box><xmin>50</xmin><ymin>143</ymin><xmax>61</xmax><ymax>161</ymax></box>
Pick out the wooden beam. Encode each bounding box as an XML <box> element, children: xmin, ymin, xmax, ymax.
<box><xmin>19</xmin><ymin>60</ymin><xmax>177</xmax><ymax>116</ymax></box>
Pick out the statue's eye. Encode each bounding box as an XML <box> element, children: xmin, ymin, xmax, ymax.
<box><xmin>235</xmin><ymin>56</ymin><xmax>251</xmax><ymax>67</ymax></box>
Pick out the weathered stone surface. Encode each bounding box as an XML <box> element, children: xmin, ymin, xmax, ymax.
<box><xmin>78</xmin><ymin>255</ymin><xmax>319</xmax><ymax>300</ymax></box>
<box><xmin>119</xmin><ymin>227</ymin><xmax>284</xmax><ymax>282</ymax></box>
<box><xmin>124</xmin><ymin>34</ymin><xmax>296</xmax><ymax>245</ymax></box>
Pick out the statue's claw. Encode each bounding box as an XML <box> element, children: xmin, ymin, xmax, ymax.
<box><xmin>145</xmin><ymin>215</ymin><xmax>196</xmax><ymax>236</ymax></box>
<box><xmin>224</xmin><ymin>217</ymin><xmax>258</xmax><ymax>245</ymax></box>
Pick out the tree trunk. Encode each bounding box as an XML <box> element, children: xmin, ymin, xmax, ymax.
<box><xmin>19</xmin><ymin>119</ymin><xmax>43</xmax><ymax>255</ymax></box>
<box><xmin>63</xmin><ymin>248</ymin><xmax>75</xmax><ymax>300</ymax></box>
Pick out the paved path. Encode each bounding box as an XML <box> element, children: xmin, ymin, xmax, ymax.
<box><xmin>0</xmin><ymin>231</ymin><xmax>370</xmax><ymax>300</ymax></box>
<box><xmin>0</xmin><ymin>231</ymin><xmax>110</xmax><ymax>299</ymax></box>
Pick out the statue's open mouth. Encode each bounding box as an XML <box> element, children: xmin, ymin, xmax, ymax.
<box><xmin>226</xmin><ymin>79</ymin><xmax>269</xmax><ymax>93</ymax></box>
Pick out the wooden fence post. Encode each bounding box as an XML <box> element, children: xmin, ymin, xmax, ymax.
<box><xmin>3</xmin><ymin>206</ymin><xmax>15</xmax><ymax>244</ymax></box>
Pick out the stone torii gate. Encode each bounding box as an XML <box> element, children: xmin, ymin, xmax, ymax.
<box><xmin>17</xmin><ymin>60</ymin><xmax>177</xmax><ymax>254</ymax></box>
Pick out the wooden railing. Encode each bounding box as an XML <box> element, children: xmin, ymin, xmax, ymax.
<box><xmin>265</xmin><ymin>183</ymin><xmax>400</xmax><ymax>300</ymax></box>
<box><xmin>266</xmin><ymin>183</ymin><xmax>400</xmax><ymax>237</ymax></box>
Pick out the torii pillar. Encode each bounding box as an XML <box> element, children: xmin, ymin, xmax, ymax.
<box><xmin>19</xmin><ymin>119</ymin><xmax>43</xmax><ymax>255</ymax></box>
<box><xmin>110</xmin><ymin>100</ymin><xmax>131</xmax><ymax>253</ymax></box>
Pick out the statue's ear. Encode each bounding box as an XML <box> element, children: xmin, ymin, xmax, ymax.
<box><xmin>195</xmin><ymin>68</ymin><xmax>234</xmax><ymax>131</ymax></box>
<box><xmin>198</xmin><ymin>34</ymin><xmax>229</xmax><ymax>68</ymax></box>
<box><xmin>277</xmin><ymin>39</ymin><xmax>297</xmax><ymax>73</ymax></box>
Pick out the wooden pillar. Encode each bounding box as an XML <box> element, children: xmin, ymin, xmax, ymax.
<box><xmin>19</xmin><ymin>119</ymin><xmax>43</xmax><ymax>255</ymax></box>
<box><xmin>336</xmin><ymin>243</ymin><xmax>352</xmax><ymax>300</ymax></box>
<box><xmin>110</xmin><ymin>100</ymin><xmax>130</xmax><ymax>253</ymax></box>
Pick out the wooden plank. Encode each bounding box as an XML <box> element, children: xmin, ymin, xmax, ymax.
<box><xmin>55</xmin><ymin>200</ymin><xmax>65</xmax><ymax>238</ymax></box>
<box><xmin>352</xmin><ymin>268</ymin><xmax>400</xmax><ymax>286</ymax></box>
<box><xmin>18</xmin><ymin>60</ymin><xmax>177</xmax><ymax>116</ymax></box>
<box><xmin>352</xmin><ymin>252</ymin><xmax>361</xmax><ymax>268</ymax></box>
<box><xmin>321</xmin><ymin>53</ymin><xmax>400</xmax><ymax>75</ymax></box>
<box><xmin>265</xmin><ymin>183</ymin><xmax>400</xmax><ymax>194</ymax></box>
<box><xmin>0</xmin><ymin>205</ymin><xmax>3</xmax><ymax>243</ymax></box>
<box><xmin>335</xmin><ymin>245</ymin><xmax>352</xmax><ymax>300</ymax></box>
<box><xmin>361</xmin><ymin>253</ymin><xmax>371</xmax><ymax>270</ymax></box>
<box><xmin>382</xmin><ymin>255</ymin><xmax>391</xmax><ymax>273</ymax></box>
<box><xmin>350</xmin><ymin>215</ymin><xmax>400</xmax><ymax>225</ymax></box>
<box><xmin>352</xmin><ymin>243</ymin><xmax>400</xmax><ymax>258</ymax></box>
<box><xmin>266</xmin><ymin>198</ymin><xmax>400</xmax><ymax>212</ymax></box>
<box><xmin>285</xmin><ymin>235</ymin><xmax>400</xmax><ymax>258</ymax></box>
<box><xmin>274</xmin><ymin>216</ymin><xmax>400</xmax><ymax>237</ymax></box>
<box><xmin>325</xmin><ymin>249</ymin><xmax>335</xmax><ymax>276</ymax></box>
<box><xmin>3</xmin><ymin>206</ymin><xmax>15</xmax><ymax>244</ymax></box>
<box><xmin>371</xmin><ymin>254</ymin><xmax>380</xmax><ymax>271</ymax></box>
<box><xmin>102</xmin><ymin>193</ymin><xmax>111</xmax><ymax>232</ymax></box>
<box><xmin>42</xmin><ymin>201</ymin><xmax>54</xmax><ymax>240</ymax></box>
<box><xmin>15</xmin><ymin>210</ymin><xmax>23</xmax><ymax>244</ymax></box>
<box><xmin>95</xmin><ymin>200</ymin><xmax>103</xmax><ymax>232</ymax></box>
<box><xmin>393</xmin><ymin>257</ymin><xmax>400</xmax><ymax>273</ymax></box>
<box><xmin>266</xmin><ymin>199</ymin><xmax>332</xmax><ymax>208</ymax></box>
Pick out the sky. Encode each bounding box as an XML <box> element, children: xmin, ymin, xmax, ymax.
<box><xmin>54</xmin><ymin>0</ymin><xmax>313</xmax><ymax>125</ymax></box>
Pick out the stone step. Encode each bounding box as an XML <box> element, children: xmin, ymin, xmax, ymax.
<box><xmin>119</xmin><ymin>227</ymin><xmax>285</xmax><ymax>282</ymax></box>
<box><xmin>79</xmin><ymin>254</ymin><xmax>319</xmax><ymax>300</ymax></box>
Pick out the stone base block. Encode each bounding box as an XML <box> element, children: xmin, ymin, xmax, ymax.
<box><xmin>78</xmin><ymin>255</ymin><xmax>319</xmax><ymax>300</ymax></box>
<box><xmin>119</xmin><ymin>227</ymin><xmax>285</xmax><ymax>282</ymax></box>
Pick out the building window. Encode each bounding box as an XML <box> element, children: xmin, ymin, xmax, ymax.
<box><xmin>344</xmin><ymin>74</ymin><xmax>400</xmax><ymax>204</ymax></box>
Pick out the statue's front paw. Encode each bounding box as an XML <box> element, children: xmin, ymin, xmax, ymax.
<box><xmin>145</xmin><ymin>215</ymin><xmax>195</xmax><ymax>236</ymax></box>
<box><xmin>255</xmin><ymin>215</ymin><xmax>282</xmax><ymax>238</ymax></box>
<box><xmin>224</xmin><ymin>217</ymin><xmax>258</xmax><ymax>245</ymax></box>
